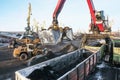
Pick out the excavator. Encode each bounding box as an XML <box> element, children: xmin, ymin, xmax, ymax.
<box><xmin>87</xmin><ymin>0</ymin><xmax>111</xmax><ymax>34</ymax></box>
<box><xmin>39</xmin><ymin>0</ymin><xmax>73</xmax><ymax>44</ymax></box>
<box><xmin>39</xmin><ymin>0</ymin><xmax>110</xmax><ymax>44</ymax></box>
<box><xmin>80</xmin><ymin>0</ymin><xmax>113</xmax><ymax>64</ymax></box>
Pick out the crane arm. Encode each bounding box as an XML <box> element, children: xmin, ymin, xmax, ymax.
<box><xmin>53</xmin><ymin>0</ymin><xmax>66</xmax><ymax>25</ymax></box>
<box><xmin>87</xmin><ymin>0</ymin><xmax>105</xmax><ymax>32</ymax></box>
<box><xmin>27</xmin><ymin>3</ymin><xmax>32</xmax><ymax>27</ymax></box>
<box><xmin>87</xmin><ymin>0</ymin><xmax>96</xmax><ymax>25</ymax></box>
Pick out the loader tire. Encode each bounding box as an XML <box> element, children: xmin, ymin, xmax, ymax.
<box><xmin>20</xmin><ymin>53</ymin><xmax>28</xmax><ymax>60</ymax></box>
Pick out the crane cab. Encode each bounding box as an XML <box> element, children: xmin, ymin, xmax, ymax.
<box><xmin>95</xmin><ymin>10</ymin><xmax>105</xmax><ymax>21</ymax></box>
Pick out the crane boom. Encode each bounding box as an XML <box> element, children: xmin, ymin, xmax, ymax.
<box><xmin>87</xmin><ymin>0</ymin><xmax>96</xmax><ymax>25</ymax></box>
<box><xmin>53</xmin><ymin>0</ymin><xmax>66</xmax><ymax>25</ymax></box>
<box><xmin>87</xmin><ymin>0</ymin><xmax>107</xmax><ymax>33</ymax></box>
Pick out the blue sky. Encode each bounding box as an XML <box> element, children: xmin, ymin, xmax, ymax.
<box><xmin>0</xmin><ymin>0</ymin><xmax>120</xmax><ymax>32</ymax></box>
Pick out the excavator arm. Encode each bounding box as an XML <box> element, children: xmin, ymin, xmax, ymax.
<box><xmin>87</xmin><ymin>0</ymin><xmax>96</xmax><ymax>25</ymax></box>
<box><xmin>87</xmin><ymin>0</ymin><xmax>105</xmax><ymax>33</ymax></box>
<box><xmin>52</xmin><ymin>0</ymin><xmax>66</xmax><ymax>25</ymax></box>
<box><xmin>39</xmin><ymin>0</ymin><xmax>73</xmax><ymax>44</ymax></box>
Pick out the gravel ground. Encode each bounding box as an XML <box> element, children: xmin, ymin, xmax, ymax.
<box><xmin>0</xmin><ymin>46</ymin><xmax>27</xmax><ymax>80</ymax></box>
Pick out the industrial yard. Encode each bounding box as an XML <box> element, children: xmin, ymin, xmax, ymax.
<box><xmin>0</xmin><ymin>0</ymin><xmax>120</xmax><ymax>80</ymax></box>
<box><xmin>0</xmin><ymin>32</ymin><xmax>120</xmax><ymax>80</ymax></box>
<box><xmin>0</xmin><ymin>35</ymin><xmax>80</xmax><ymax>79</ymax></box>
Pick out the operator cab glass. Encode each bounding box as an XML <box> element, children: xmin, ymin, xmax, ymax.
<box><xmin>95</xmin><ymin>10</ymin><xmax>105</xmax><ymax>21</ymax></box>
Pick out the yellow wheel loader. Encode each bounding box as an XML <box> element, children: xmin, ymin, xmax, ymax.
<box><xmin>13</xmin><ymin>44</ymin><xmax>48</xmax><ymax>60</ymax></box>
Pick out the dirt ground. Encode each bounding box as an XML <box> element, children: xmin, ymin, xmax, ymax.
<box><xmin>0</xmin><ymin>46</ymin><xmax>27</xmax><ymax>80</ymax></box>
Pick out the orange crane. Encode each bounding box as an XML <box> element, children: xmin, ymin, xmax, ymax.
<box><xmin>87</xmin><ymin>0</ymin><xmax>111</xmax><ymax>34</ymax></box>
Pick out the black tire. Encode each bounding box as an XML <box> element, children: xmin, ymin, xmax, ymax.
<box><xmin>20</xmin><ymin>53</ymin><xmax>28</xmax><ymax>60</ymax></box>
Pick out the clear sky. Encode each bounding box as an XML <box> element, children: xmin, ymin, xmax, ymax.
<box><xmin>0</xmin><ymin>0</ymin><xmax>120</xmax><ymax>32</ymax></box>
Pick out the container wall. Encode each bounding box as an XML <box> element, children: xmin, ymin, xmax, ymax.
<box><xmin>15</xmin><ymin>49</ymin><xmax>100</xmax><ymax>80</ymax></box>
<box><xmin>15</xmin><ymin>50</ymin><xmax>81</xmax><ymax>80</ymax></box>
<box><xmin>57</xmin><ymin>52</ymin><xmax>100</xmax><ymax>80</ymax></box>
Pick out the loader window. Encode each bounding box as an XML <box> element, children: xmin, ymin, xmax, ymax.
<box><xmin>29</xmin><ymin>45</ymin><xmax>34</xmax><ymax>50</ymax></box>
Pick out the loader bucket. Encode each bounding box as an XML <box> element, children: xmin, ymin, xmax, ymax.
<box><xmin>52</xmin><ymin>29</ymin><xmax>63</xmax><ymax>44</ymax></box>
<box><xmin>38</xmin><ymin>29</ymin><xmax>62</xmax><ymax>44</ymax></box>
<box><xmin>65</xmin><ymin>28</ymin><xmax>73</xmax><ymax>40</ymax></box>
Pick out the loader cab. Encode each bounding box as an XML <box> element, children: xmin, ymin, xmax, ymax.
<box><xmin>27</xmin><ymin>44</ymin><xmax>34</xmax><ymax>52</ymax></box>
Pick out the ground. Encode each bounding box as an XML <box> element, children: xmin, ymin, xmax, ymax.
<box><xmin>0</xmin><ymin>46</ymin><xmax>27</xmax><ymax>80</ymax></box>
<box><xmin>0</xmin><ymin>40</ymin><xmax>79</xmax><ymax>80</ymax></box>
<box><xmin>87</xmin><ymin>62</ymin><xmax>120</xmax><ymax>80</ymax></box>
<box><xmin>0</xmin><ymin>36</ymin><xmax>119</xmax><ymax>80</ymax></box>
